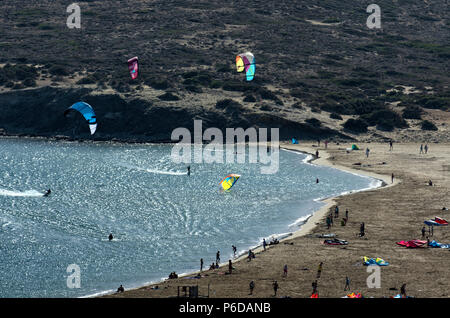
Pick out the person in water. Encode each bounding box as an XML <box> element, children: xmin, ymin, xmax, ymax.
<box><xmin>43</xmin><ymin>189</ymin><xmax>51</xmax><ymax>197</ymax></box>
<box><xmin>187</xmin><ymin>165</ymin><xmax>191</xmax><ymax>176</ymax></box>
<box><xmin>109</xmin><ymin>233</ymin><xmax>113</xmax><ymax>241</ymax></box>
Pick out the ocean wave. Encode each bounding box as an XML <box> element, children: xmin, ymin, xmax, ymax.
<box><xmin>0</xmin><ymin>188</ymin><xmax>44</xmax><ymax>197</ymax></box>
<box><xmin>116</xmin><ymin>163</ymin><xmax>188</xmax><ymax>176</ymax></box>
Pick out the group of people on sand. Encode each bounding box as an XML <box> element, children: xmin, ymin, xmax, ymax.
<box><xmin>419</xmin><ymin>144</ymin><xmax>429</xmax><ymax>154</ymax></box>
<box><xmin>168</xmin><ymin>272</ymin><xmax>178</xmax><ymax>279</ymax></box>
<box><xmin>327</xmin><ymin>206</ymin><xmax>349</xmax><ymax>229</ymax></box>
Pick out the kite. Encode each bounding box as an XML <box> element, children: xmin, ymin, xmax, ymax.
<box><xmin>64</xmin><ymin>102</ymin><xmax>97</xmax><ymax>135</ymax></box>
<box><xmin>236</xmin><ymin>52</ymin><xmax>255</xmax><ymax>81</ymax></box>
<box><xmin>219</xmin><ymin>174</ymin><xmax>240</xmax><ymax>192</ymax></box>
<box><xmin>127</xmin><ymin>57</ymin><xmax>139</xmax><ymax>80</ymax></box>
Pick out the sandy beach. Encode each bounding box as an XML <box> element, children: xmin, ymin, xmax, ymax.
<box><xmin>104</xmin><ymin>141</ymin><xmax>450</xmax><ymax>298</ymax></box>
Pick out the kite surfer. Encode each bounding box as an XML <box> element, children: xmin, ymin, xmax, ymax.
<box><xmin>43</xmin><ymin>189</ymin><xmax>51</xmax><ymax>197</ymax></box>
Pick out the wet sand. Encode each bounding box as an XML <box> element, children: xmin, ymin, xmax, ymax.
<box><xmin>104</xmin><ymin>142</ymin><xmax>450</xmax><ymax>298</ymax></box>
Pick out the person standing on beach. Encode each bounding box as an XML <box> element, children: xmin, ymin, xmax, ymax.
<box><xmin>365</xmin><ymin>147</ymin><xmax>370</xmax><ymax>158</ymax></box>
<box><xmin>316</xmin><ymin>150</ymin><xmax>319</xmax><ymax>158</ymax></box>
<box><xmin>248</xmin><ymin>249</ymin><xmax>254</xmax><ymax>261</ymax></box>
<box><xmin>317</xmin><ymin>262</ymin><xmax>323</xmax><ymax>278</ymax></box>
<box><xmin>335</xmin><ymin>206</ymin><xmax>339</xmax><ymax>218</ymax></box>
<box><xmin>345</xmin><ymin>209</ymin><xmax>349</xmax><ymax>220</ymax></box>
<box><xmin>272</xmin><ymin>281</ymin><xmax>279</xmax><ymax>297</ymax></box>
<box><xmin>360</xmin><ymin>222</ymin><xmax>365</xmax><ymax>237</ymax></box>
<box><xmin>344</xmin><ymin>276</ymin><xmax>350</xmax><ymax>291</ymax></box>
<box><xmin>326</xmin><ymin>216</ymin><xmax>331</xmax><ymax>229</ymax></box>
<box><xmin>263</xmin><ymin>238</ymin><xmax>267</xmax><ymax>251</ymax></box>
<box><xmin>200</xmin><ymin>258</ymin><xmax>204</xmax><ymax>272</ymax></box>
<box><xmin>389</xmin><ymin>141</ymin><xmax>393</xmax><ymax>151</ymax></box>
<box><xmin>312</xmin><ymin>280</ymin><xmax>318</xmax><ymax>294</ymax></box>
<box><xmin>283</xmin><ymin>264</ymin><xmax>288</xmax><ymax>277</ymax></box>
<box><xmin>324</xmin><ymin>140</ymin><xmax>328</xmax><ymax>149</ymax></box>
<box><xmin>420</xmin><ymin>144</ymin><xmax>423</xmax><ymax>154</ymax></box>
<box><xmin>400</xmin><ymin>284</ymin><xmax>407</xmax><ymax>297</ymax></box>
<box><xmin>228</xmin><ymin>260</ymin><xmax>233</xmax><ymax>274</ymax></box>
<box><xmin>421</xmin><ymin>226</ymin><xmax>426</xmax><ymax>239</ymax></box>
<box><xmin>329</xmin><ymin>212</ymin><xmax>334</xmax><ymax>226</ymax></box>
<box><xmin>424</xmin><ymin>144</ymin><xmax>428</xmax><ymax>154</ymax></box>
<box><xmin>391</xmin><ymin>173</ymin><xmax>394</xmax><ymax>184</ymax></box>
<box><xmin>216</xmin><ymin>251</ymin><xmax>220</xmax><ymax>264</ymax></box>
<box><xmin>249</xmin><ymin>281</ymin><xmax>255</xmax><ymax>295</ymax></box>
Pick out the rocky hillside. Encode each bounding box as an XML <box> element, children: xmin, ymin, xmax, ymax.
<box><xmin>0</xmin><ymin>0</ymin><xmax>448</xmax><ymax>142</ymax></box>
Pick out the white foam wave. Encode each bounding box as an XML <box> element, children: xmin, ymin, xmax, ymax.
<box><xmin>0</xmin><ymin>189</ymin><xmax>44</xmax><ymax>197</ymax></box>
<box><xmin>288</xmin><ymin>213</ymin><xmax>312</xmax><ymax>228</ymax></box>
<box><xmin>117</xmin><ymin>163</ymin><xmax>188</xmax><ymax>176</ymax></box>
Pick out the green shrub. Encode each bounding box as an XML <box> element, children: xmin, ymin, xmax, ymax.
<box><xmin>209</xmin><ymin>80</ymin><xmax>222</xmax><ymax>89</ymax></box>
<box><xmin>258</xmin><ymin>88</ymin><xmax>277</xmax><ymax>100</ymax></box>
<box><xmin>216</xmin><ymin>99</ymin><xmax>244</xmax><ymax>113</ymax></box>
<box><xmin>421</xmin><ymin>120</ymin><xmax>438</xmax><ymax>131</ymax></box>
<box><xmin>48</xmin><ymin>65</ymin><xmax>69</xmax><ymax>76</ymax></box>
<box><xmin>185</xmin><ymin>85</ymin><xmax>202</xmax><ymax>93</ymax></box>
<box><xmin>330</xmin><ymin>113</ymin><xmax>343</xmax><ymax>120</ymax></box>
<box><xmin>145</xmin><ymin>78</ymin><xmax>170</xmax><ymax>90</ymax></box>
<box><xmin>402</xmin><ymin>105</ymin><xmax>422</xmax><ymax>119</ymax></box>
<box><xmin>243</xmin><ymin>94</ymin><xmax>256</xmax><ymax>102</ymax></box>
<box><xmin>343</xmin><ymin>118</ymin><xmax>368</xmax><ymax>133</ymax></box>
<box><xmin>305</xmin><ymin>118</ymin><xmax>321</xmax><ymax>127</ymax></box>
<box><xmin>320</xmin><ymin>103</ymin><xmax>346</xmax><ymax>114</ymax></box>
<box><xmin>158</xmin><ymin>92</ymin><xmax>180</xmax><ymax>101</ymax></box>
<box><xmin>361</xmin><ymin>109</ymin><xmax>408</xmax><ymax>129</ymax></box>
<box><xmin>216</xmin><ymin>64</ymin><xmax>232</xmax><ymax>73</ymax></box>
<box><xmin>22</xmin><ymin>78</ymin><xmax>36</xmax><ymax>87</ymax></box>
<box><xmin>259</xmin><ymin>103</ymin><xmax>272</xmax><ymax>111</ymax></box>
<box><xmin>76</xmin><ymin>77</ymin><xmax>96</xmax><ymax>85</ymax></box>
<box><xmin>417</xmin><ymin>96</ymin><xmax>449</xmax><ymax>110</ymax></box>
<box><xmin>290</xmin><ymin>88</ymin><xmax>308</xmax><ymax>98</ymax></box>
<box><xmin>291</xmin><ymin>102</ymin><xmax>303</xmax><ymax>109</ymax></box>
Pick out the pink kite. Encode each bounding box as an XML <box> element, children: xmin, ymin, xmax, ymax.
<box><xmin>127</xmin><ymin>57</ymin><xmax>139</xmax><ymax>80</ymax></box>
<box><xmin>396</xmin><ymin>240</ymin><xmax>427</xmax><ymax>248</ymax></box>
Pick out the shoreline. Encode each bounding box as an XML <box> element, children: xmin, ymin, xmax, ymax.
<box><xmin>96</xmin><ymin>142</ymin><xmax>399</xmax><ymax>298</ymax></box>
<box><xmin>211</xmin><ymin>144</ymin><xmax>397</xmax><ymax>268</ymax></box>
<box><xmin>280</xmin><ymin>144</ymin><xmax>399</xmax><ymax>241</ymax></box>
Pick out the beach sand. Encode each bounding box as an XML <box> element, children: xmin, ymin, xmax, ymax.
<box><xmin>104</xmin><ymin>142</ymin><xmax>450</xmax><ymax>298</ymax></box>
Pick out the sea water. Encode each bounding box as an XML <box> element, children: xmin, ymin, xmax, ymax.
<box><xmin>0</xmin><ymin>138</ymin><xmax>379</xmax><ymax>297</ymax></box>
